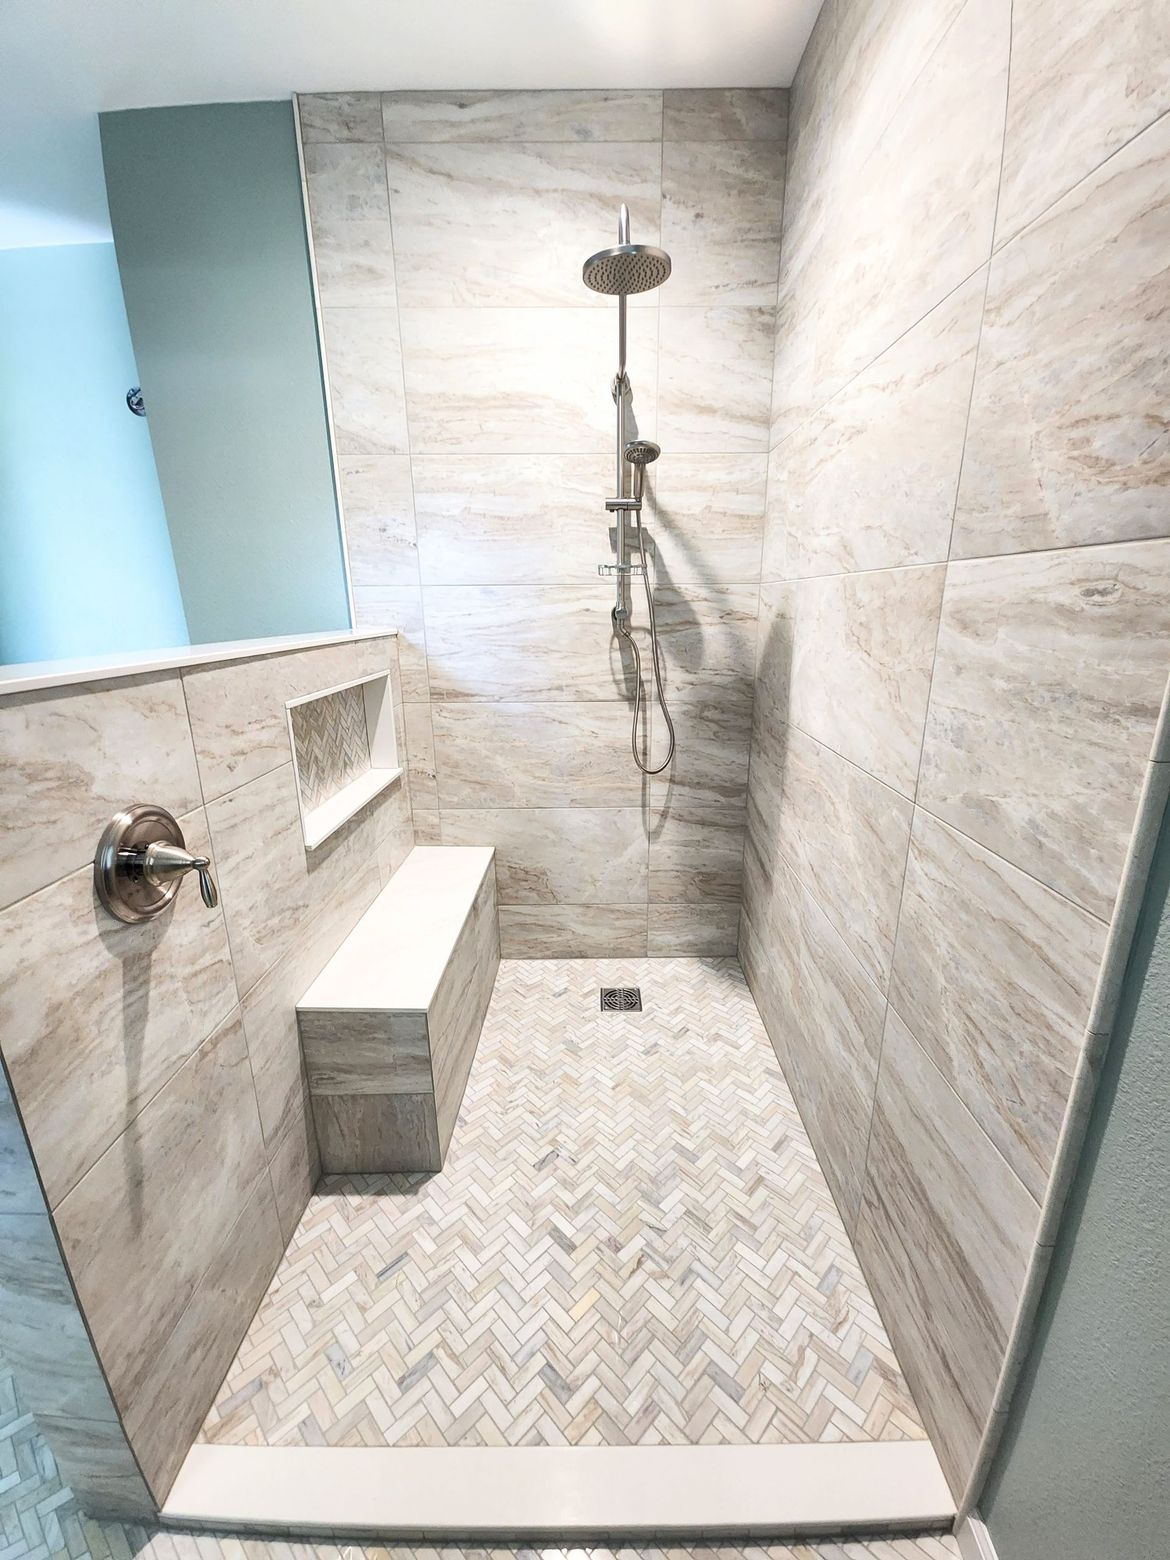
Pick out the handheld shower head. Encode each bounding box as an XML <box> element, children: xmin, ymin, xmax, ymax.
<box><xmin>624</xmin><ymin>439</ymin><xmax>660</xmax><ymax>467</ymax></box>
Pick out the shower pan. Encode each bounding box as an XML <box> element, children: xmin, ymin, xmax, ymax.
<box><xmin>583</xmin><ymin>203</ymin><xmax>676</xmax><ymax>775</ymax></box>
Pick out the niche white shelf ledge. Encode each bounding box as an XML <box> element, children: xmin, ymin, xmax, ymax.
<box><xmin>286</xmin><ymin>671</ymin><xmax>402</xmax><ymax>851</ymax></box>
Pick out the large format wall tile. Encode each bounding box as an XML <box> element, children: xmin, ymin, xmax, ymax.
<box><xmin>771</xmin><ymin>725</ymin><xmax>914</xmax><ymax>991</ymax></box>
<box><xmin>423</xmin><ymin>583</ymin><xmax>629</xmax><ymax>701</ymax></box>
<box><xmin>772</xmin><ymin>272</ymin><xmax>984</xmax><ymax>578</ymax></box>
<box><xmin>304</xmin><ymin>142</ymin><xmax>396</xmax><ymax>307</ymax></box>
<box><xmin>649</xmin><ymin>454</ymin><xmax>767</xmax><ymax>589</ymax></box>
<box><xmin>890</xmin><ymin>812</ymin><xmax>1106</xmax><ymax>1200</ymax></box>
<box><xmin>954</xmin><ymin>114</ymin><xmax>1170</xmax><ymax>558</ymax></box>
<box><xmin>789</xmin><ymin>565</ymin><xmax>945</xmax><ymax>797</ymax></box>
<box><xmin>650</xmin><ymin>697</ymin><xmax>752</xmax><ymax>813</ymax></box>
<box><xmin>0</xmin><ymin>809</ymin><xmax>235</xmax><ymax>1207</ymax></box>
<box><xmin>299</xmin><ymin>92</ymin><xmax>382</xmax><ymax>143</ymax></box>
<box><xmin>662</xmin><ymin>88</ymin><xmax>788</xmax><ymax>143</ymax></box>
<box><xmin>855</xmin><ymin>1010</ymin><xmax>1039</xmax><ymax>1492</ymax></box>
<box><xmin>653</xmin><ymin>583</ymin><xmax>760</xmax><ymax>712</ymax></box>
<box><xmin>413</xmin><ymin>453</ymin><xmax>610</xmax><ymax>584</ymax></box>
<box><xmin>381</xmin><ymin>89</ymin><xmax>664</xmax><ymax>143</ymax></box>
<box><xmin>400</xmin><ymin>307</ymin><xmax>658</xmax><ymax>453</ymax></box>
<box><xmin>918</xmin><ymin>541</ymin><xmax>1170</xmax><ymax>920</ymax></box>
<box><xmin>386</xmin><ymin>140</ymin><xmax>661</xmax><ymax>308</ymax></box>
<box><xmin>995</xmin><ymin>0</ymin><xmax>1170</xmax><ymax>245</ymax></box>
<box><xmin>432</xmin><ymin>701</ymin><xmax>641</xmax><ymax>808</ymax></box>
<box><xmin>0</xmin><ymin>673</ymin><xmax>200</xmax><ymax>911</ymax></box>
<box><xmin>54</xmin><ymin>1010</ymin><xmax>269</xmax><ymax>1430</ymax></box>
<box><xmin>442</xmin><ymin>807</ymin><xmax>647</xmax><ymax>904</ymax></box>
<box><xmin>181</xmin><ymin>641</ymin><xmax>359</xmax><ymax>801</ymax></box>
<box><xmin>321</xmin><ymin>306</ymin><xmax>408</xmax><ymax>453</ymax></box>
<box><xmin>498</xmin><ymin>903</ymin><xmax>647</xmax><ymax>958</ymax></box>
<box><xmin>661</xmin><ymin>141</ymin><xmax>785</xmax><ymax>306</ymax></box>
<box><xmin>647</xmin><ymin>804</ymin><xmax>745</xmax><ymax>903</ymax></box>
<box><xmin>352</xmin><ymin>586</ymin><xmax>430</xmax><ymax>702</ymax></box>
<box><xmin>339</xmin><ymin>455</ymin><xmax>419</xmax><ymax>588</ymax></box>
<box><xmin>657</xmin><ymin>307</ymin><xmax>774</xmax><ymax>451</ymax></box>
<box><xmin>647</xmin><ymin>902</ymin><xmax>741</xmax><ymax>955</ymax></box>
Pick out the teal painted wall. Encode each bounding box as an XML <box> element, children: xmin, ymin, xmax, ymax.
<box><xmin>983</xmin><ymin>797</ymin><xmax>1170</xmax><ymax>1558</ymax></box>
<box><xmin>100</xmin><ymin>101</ymin><xmax>350</xmax><ymax>645</ymax></box>
<box><xmin>0</xmin><ymin>241</ymin><xmax>188</xmax><ymax>664</ymax></box>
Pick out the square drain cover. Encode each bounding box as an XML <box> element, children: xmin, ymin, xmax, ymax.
<box><xmin>600</xmin><ymin>987</ymin><xmax>642</xmax><ymax>1012</ymax></box>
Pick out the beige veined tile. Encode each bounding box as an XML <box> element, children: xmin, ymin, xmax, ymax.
<box><xmin>497</xmin><ymin>904</ymin><xmax>647</xmax><ymax>957</ymax></box>
<box><xmin>662</xmin><ymin>88</ymin><xmax>789</xmax><ymax>143</ymax></box>
<box><xmin>995</xmin><ymin>0</ymin><xmax>1170</xmax><ymax>246</ymax></box>
<box><xmin>402</xmin><ymin>700</ymin><xmax>437</xmax><ymax>808</ymax></box>
<box><xmin>431</xmin><ymin>701</ymin><xmax>642</xmax><ymax>809</ymax></box>
<box><xmin>386</xmin><ymin>140</ymin><xmax>661</xmax><ymax>309</ymax></box>
<box><xmin>298</xmin><ymin>92</ymin><xmax>383</xmax><ymax>144</ymax></box>
<box><xmin>0</xmin><ymin>671</ymin><xmax>201</xmax><ymax>911</ymax></box>
<box><xmin>890</xmin><ymin>811</ymin><xmax>1105</xmax><ymax>1201</ymax></box>
<box><xmin>0</xmin><ymin>808</ymin><xmax>236</xmax><ymax>1208</ymax></box>
<box><xmin>774</xmin><ymin>270</ymin><xmax>984</xmax><ymax>578</ymax></box>
<box><xmin>647</xmin><ymin>453</ymin><xmax>768</xmax><ymax>590</ymax></box>
<box><xmin>652</xmin><ymin>583</ymin><xmax>760</xmax><ymax>714</ymax></box>
<box><xmin>657</xmin><ymin>306</ymin><xmax>774</xmax><ymax>452</ymax></box>
<box><xmin>351</xmin><ymin>585</ymin><xmax>430</xmax><ymax>703</ymax></box>
<box><xmin>339</xmin><ymin>454</ymin><xmax>418</xmax><ymax>590</ymax></box>
<box><xmin>441</xmin><ymin>807</ymin><xmax>647</xmax><ymax>905</ymax></box>
<box><xmin>380</xmin><ymin>89</ymin><xmax>663</xmax><ymax>143</ymax></box>
<box><xmin>53</xmin><ymin>1009</ymin><xmax>270</xmax><ymax>1426</ymax></box>
<box><xmin>399</xmin><ymin>307</ymin><xmax>658</xmax><ymax>454</ymax></box>
<box><xmin>954</xmin><ymin>112</ymin><xmax>1170</xmax><ymax>558</ymax></box>
<box><xmin>649</xmin><ymin>696</ymin><xmax>753</xmax><ymax>815</ymax></box>
<box><xmin>855</xmin><ymin>1008</ymin><xmax>1040</xmax><ymax>1494</ymax></box>
<box><xmin>304</xmin><ymin>143</ymin><xmax>396</xmax><ymax>306</ymax></box>
<box><xmin>647</xmin><ymin>807</ymin><xmax>746</xmax><ymax>903</ymax></box>
<box><xmin>412</xmin><ymin>453</ymin><xmax>611</xmax><ymax>586</ymax></box>
<box><xmin>788</xmin><ymin>565</ymin><xmax>945</xmax><ymax>798</ymax></box>
<box><xmin>661</xmin><ymin>141</ymin><xmax>785</xmax><ymax>306</ymax></box>
<box><xmin>647</xmin><ymin>901</ymin><xmax>741</xmax><ymax>955</ymax></box>
<box><xmin>321</xmin><ymin>307</ymin><xmax>408</xmax><ymax>455</ymax></box>
<box><xmin>422</xmin><ymin>582</ymin><xmax>630</xmax><ymax>702</ymax></box>
<box><xmin>918</xmin><ymin>540</ymin><xmax>1170</xmax><ymax>921</ymax></box>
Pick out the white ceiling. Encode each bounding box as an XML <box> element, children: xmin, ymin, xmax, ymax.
<box><xmin>0</xmin><ymin>0</ymin><xmax>822</xmax><ymax>249</ymax></box>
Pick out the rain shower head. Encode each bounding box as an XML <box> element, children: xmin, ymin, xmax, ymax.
<box><xmin>624</xmin><ymin>439</ymin><xmax>661</xmax><ymax>466</ymax></box>
<box><xmin>583</xmin><ymin>243</ymin><xmax>672</xmax><ymax>296</ymax></box>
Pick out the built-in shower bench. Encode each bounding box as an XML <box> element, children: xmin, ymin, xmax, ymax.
<box><xmin>297</xmin><ymin>845</ymin><xmax>499</xmax><ymax>1173</ymax></box>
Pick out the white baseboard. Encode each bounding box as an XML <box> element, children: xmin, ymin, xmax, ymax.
<box><xmin>956</xmin><ymin>1512</ymin><xmax>1000</xmax><ymax>1560</ymax></box>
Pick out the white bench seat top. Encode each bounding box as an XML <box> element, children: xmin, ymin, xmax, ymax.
<box><xmin>298</xmin><ymin>846</ymin><xmax>494</xmax><ymax>1014</ymax></box>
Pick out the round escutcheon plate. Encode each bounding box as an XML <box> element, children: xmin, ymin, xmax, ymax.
<box><xmin>94</xmin><ymin>803</ymin><xmax>186</xmax><ymax>923</ymax></box>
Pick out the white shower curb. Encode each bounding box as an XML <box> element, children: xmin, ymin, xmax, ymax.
<box><xmin>162</xmin><ymin>1440</ymin><xmax>954</xmax><ymax>1540</ymax></box>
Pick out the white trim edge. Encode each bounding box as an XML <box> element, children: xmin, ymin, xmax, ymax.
<box><xmin>163</xmin><ymin>1441</ymin><xmax>956</xmax><ymax>1539</ymax></box>
<box><xmin>956</xmin><ymin>1512</ymin><xmax>1000</xmax><ymax>1560</ymax></box>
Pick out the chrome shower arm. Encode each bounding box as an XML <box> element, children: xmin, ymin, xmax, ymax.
<box><xmin>616</xmin><ymin>203</ymin><xmax>629</xmax><ymax>383</ymax></box>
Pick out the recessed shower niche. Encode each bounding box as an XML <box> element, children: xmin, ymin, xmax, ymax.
<box><xmin>286</xmin><ymin>671</ymin><xmax>402</xmax><ymax>849</ymax></box>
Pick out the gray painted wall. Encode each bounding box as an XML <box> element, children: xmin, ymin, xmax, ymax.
<box><xmin>983</xmin><ymin>798</ymin><xmax>1170</xmax><ymax>1558</ymax></box>
<box><xmin>100</xmin><ymin>100</ymin><xmax>350</xmax><ymax>644</ymax></box>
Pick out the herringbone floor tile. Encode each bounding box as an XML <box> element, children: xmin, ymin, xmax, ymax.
<box><xmin>201</xmin><ymin>958</ymin><xmax>924</xmax><ymax>1450</ymax></box>
<box><xmin>0</xmin><ymin>1359</ymin><xmax>956</xmax><ymax>1559</ymax></box>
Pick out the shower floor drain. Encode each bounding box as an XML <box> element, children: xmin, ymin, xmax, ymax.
<box><xmin>600</xmin><ymin>987</ymin><xmax>642</xmax><ymax>1012</ymax></box>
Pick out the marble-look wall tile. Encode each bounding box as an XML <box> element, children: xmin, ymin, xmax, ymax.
<box><xmin>653</xmin><ymin>584</ymin><xmax>760</xmax><ymax>713</ymax></box>
<box><xmin>770</xmin><ymin>724</ymin><xmax>914</xmax><ymax>992</ymax></box>
<box><xmin>313</xmin><ymin>1091</ymin><xmax>441</xmax><ymax>1173</ymax></box>
<box><xmin>387</xmin><ymin>141</ymin><xmax>661</xmax><ymax>308</ymax></box>
<box><xmin>0</xmin><ymin>1070</ymin><xmax>41</xmax><ymax>1214</ymax></box>
<box><xmin>301</xmin><ymin>1009</ymin><xmax>432</xmax><ymax>1094</ymax></box>
<box><xmin>647</xmin><ymin>805</ymin><xmax>745</xmax><ymax>902</ymax></box>
<box><xmin>54</xmin><ymin>1009</ymin><xmax>268</xmax><ymax>1427</ymax></box>
<box><xmin>789</xmin><ymin>565</ymin><xmax>945</xmax><ymax>797</ymax></box>
<box><xmin>772</xmin><ymin>272</ymin><xmax>984</xmax><ymax>578</ymax></box>
<box><xmin>352</xmin><ymin>586</ymin><xmax>430</xmax><ymax>702</ymax></box>
<box><xmin>430</xmin><ymin>866</ymin><xmax>500</xmax><ymax>1148</ymax></box>
<box><xmin>432</xmin><ymin>701</ymin><xmax>642</xmax><ymax>808</ymax></box>
<box><xmin>650</xmin><ymin>698</ymin><xmax>752</xmax><ymax>814</ymax></box>
<box><xmin>120</xmin><ymin>1180</ymin><xmax>283</xmax><ymax>1497</ymax></box>
<box><xmin>0</xmin><ymin>672</ymin><xmax>200</xmax><ymax>911</ymax></box>
<box><xmin>400</xmin><ymin>307</ymin><xmax>658</xmax><ymax>453</ymax></box>
<box><xmin>181</xmin><ymin>641</ymin><xmax>359</xmax><ymax>801</ymax></box>
<box><xmin>35</xmin><ymin>1413</ymin><xmax>153</xmax><ymax>1520</ymax></box>
<box><xmin>413</xmin><ymin>453</ymin><xmax>610</xmax><ymax>585</ymax></box>
<box><xmin>647</xmin><ymin>902</ymin><xmax>740</xmax><ymax>956</ymax></box>
<box><xmin>339</xmin><ymin>455</ymin><xmax>418</xmax><ymax>588</ymax></box>
<box><xmin>740</xmin><ymin>856</ymin><xmax>884</xmax><ymax>1231</ymax></box>
<box><xmin>268</xmin><ymin>1099</ymin><xmax>322</xmax><ymax>1244</ymax></box>
<box><xmin>855</xmin><ymin>1009</ymin><xmax>1040</xmax><ymax>1492</ymax></box>
<box><xmin>381</xmin><ymin>89</ymin><xmax>663</xmax><ymax>143</ymax></box>
<box><xmin>662</xmin><ymin>88</ymin><xmax>788</xmax><ymax>143</ymax></box>
<box><xmin>890</xmin><ymin>812</ymin><xmax>1105</xmax><ymax>1200</ymax></box>
<box><xmin>649</xmin><ymin>454</ymin><xmax>767</xmax><ymax>589</ymax></box>
<box><xmin>303</xmin><ymin>141</ymin><xmax>397</xmax><ymax>307</ymax></box>
<box><xmin>402</xmin><ymin>701</ymin><xmax>437</xmax><ymax>808</ymax></box>
<box><xmin>412</xmin><ymin>808</ymin><xmax>442</xmax><ymax>845</ymax></box>
<box><xmin>442</xmin><ymin>807</ymin><xmax>647</xmax><ymax>904</ymax></box>
<box><xmin>657</xmin><ymin>307</ymin><xmax>774</xmax><ymax>451</ymax></box>
<box><xmin>995</xmin><ymin>0</ymin><xmax>1170</xmax><ymax>245</ymax></box>
<box><xmin>918</xmin><ymin>541</ymin><xmax>1170</xmax><ymax>920</ymax></box>
<box><xmin>498</xmin><ymin>903</ymin><xmax>647</xmax><ymax>958</ymax></box>
<box><xmin>661</xmin><ymin>141</ymin><xmax>785</xmax><ymax>306</ymax></box>
<box><xmin>423</xmin><ymin>583</ymin><xmax>630</xmax><ymax>702</ymax></box>
<box><xmin>0</xmin><ymin>809</ymin><xmax>235</xmax><ymax>1207</ymax></box>
<box><xmin>954</xmin><ymin>115</ymin><xmax>1170</xmax><ymax>558</ymax></box>
<box><xmin>298</xmin><ymin>92</ymin><xmax>382</xmax><ymax>143</ymax></box>
<box><xmin>321</xmin><ymin>306</ymin><xmax>408</xmax><ymax>454</ymax></box>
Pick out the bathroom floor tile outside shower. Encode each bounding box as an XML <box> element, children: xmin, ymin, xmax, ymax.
<box><xmin>200</xmin><ymin>958</ymin><xmax>925</xmax><ymax>1449</ymax></box>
